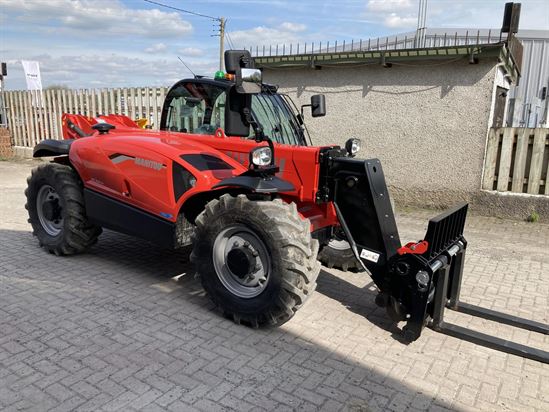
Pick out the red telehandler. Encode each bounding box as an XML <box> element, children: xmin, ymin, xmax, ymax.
<box><xmin>26</xmin><ymin>50</ymin><xmax>548</xmax><ymax>363</ymax></box>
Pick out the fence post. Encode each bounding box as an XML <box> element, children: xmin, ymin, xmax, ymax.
<box><xmin>109</xmin><ymin>88</ymin><xmax>115</xmax><ymax>114</ymax></box>
<box><xmin>147</xmin><ymin>87</ymin><xmax>152</xmax><ymax>124</ymax></box>
<box><xmin>50</xmin><ymin>89</ymin><xmax>58</xmax><ymax>137</ymax></box>
<box><xmin>84</xmin><ymin>89</ymin><xmax>90</xmax><ymax>117</ymax></box>
<box><xmin>75</xmin><ymin>89</ymin><xmax>79</xmax><ymax>114</ymax></box>
<box><xmin>25</xmin><ymin>91</ymin><xmax>33</xmax><ymax>146</ymax></box>
<box><xmin>14</xmin><ymin>91</ymin><xmax>23</xmax><ymax>145</ymax></box>
<box><xmin>151</xmin><ymin>87</ymin><xmax>158</xmax><ymax>128</ymax></box>
<box><xmin>130</xmin><ymin>88</ymin><xmax>136</xmax><ymax>119</ymax></box>
<box><xmin>511</xmin><ymin>128</ymin><xmax>530</xmax><ymax>192</ymax></box>
<box><xmin>55</xmin><ymin>90</ymin><xmax>63</xmax><ymax>139</ymax></box>
<box><xmin>30</xmin><ymin>91</ymin><xmax>39</xmax><ymax>146</ymax></box>
<box><xmin>36</xmin><ymin>91</ymin><xmax>44</xmax><ymax>142</ymax></box>
<box><xmin>45</xmin><ymin>89</ymin><xmax>52</xmax><ymax>138</ymax></box>
<box><xmin>122</xmin><ymin>88</ymin><xmax>128</xmax><ymax>116</ymax></box>
<box><xmin>527</xmin><ymin>128</ymin><xmax>547</xmax><ymax>194</ymax></box>
<box><xmin>496</xmin><ymin>127</ymin><xmax>515</xmax><ymax>192</ymax></box>
<box><xmin>482</xmin><ymin>128</ymin><xmax>499</xmax><ymax>190</ymax></box>
<box><xmin>117</xmin><ymin>88</ymin><xmax>122</xmax><ymax>115</ymax></box>
<box><xmin>104</xmin><ymin>89</ymin><xmax>110</xmax><ymax>115</ymax></box>
<box><xmin>5</xmin><ymin>92</ymin><xmax>16</xmax><ymax>146</ymax></box>
<box><xmin>79</xmin><ymin>89</ymin><xmax>85</xmax><ymax>115</ymax></box>
<box><xmin>19</xmin><ymin>91</ymin><xmax>28</xmax><ymax>146</ymax></box>
<box><xmin>68</xmin><ymin>89</ymin><xmax>74</xmax><ymax>115</ymax></box>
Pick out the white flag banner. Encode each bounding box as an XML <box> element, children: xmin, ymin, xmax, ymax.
<box><xmin>21</xmin><ymin>60</ymin><xmax>43</xmax><ymax>106</ymax></box>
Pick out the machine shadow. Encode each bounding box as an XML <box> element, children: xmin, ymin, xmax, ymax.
<box><xmin>316</xmin><ymin>268</ymin><xmax>409</xmax><ymax>344</ymax></box>
<box><xmin>1</xmin><ymin>228</ymin><xmax>457</xmax><ymax>411</ymax></box>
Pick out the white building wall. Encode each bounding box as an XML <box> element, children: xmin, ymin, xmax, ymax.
<box><xmin>263</xmin><ymin>59</ymin><xmax>498</xmax><ymax>207</ymax></box>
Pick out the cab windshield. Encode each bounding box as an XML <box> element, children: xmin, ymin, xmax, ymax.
<box><xmin>251</xmin><ymin>92</ymin><xmax>306</xmax><ymax>146</ymax></box>
<box><xmin>163</xmin><ymin>82</ymin><xmax>307</xmax><ymax>146</ymax></box>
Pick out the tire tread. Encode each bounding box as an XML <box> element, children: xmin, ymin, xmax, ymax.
<box><xmin>25</xmin><ymin>163</ymin><xmax>101</xmax><ymax>256</ymax></box>
<box><xmin>192</xmin><ymin>193</ymin><xmax>319</xmax><ymax>327</ymax></box>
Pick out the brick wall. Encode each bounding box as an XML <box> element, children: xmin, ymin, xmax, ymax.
<box><xmin>0</xmin><ymin>127</ymin><xmax>14</xmax><ymax>159</ymax></box>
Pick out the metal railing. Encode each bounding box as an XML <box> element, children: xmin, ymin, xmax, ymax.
<box><xmin>248</xmin><ymin>30</ymin><xmax>505</xmax><ymax>58</ymax></box>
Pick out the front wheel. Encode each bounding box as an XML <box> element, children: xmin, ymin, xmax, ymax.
<box><xmin>191</xmin><ymin>194</ymin><xmax>320</xmax><ymax>327</ymax></box>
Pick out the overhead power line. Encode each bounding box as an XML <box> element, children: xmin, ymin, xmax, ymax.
<box><xmin>226</xmin><ymin>34</ymin><xmax>234</xmax><ymax>50</ymax></box>
<box><xmin>142</xmin><ymin>0</ymin><xmax>226</xmax><ymax>70</ymax></box>
<box><xmin>143</xmin><ymin>0</ymin><xmax>219</xmax><ymax>21</ymax></box>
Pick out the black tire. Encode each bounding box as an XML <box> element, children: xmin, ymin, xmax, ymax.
<box><xmin>191</xmin><ymin>194</ymin><xmax>320</xmax><ymax>327</ymax></box>
<box><xmin>318</xmin><ymin>237</ymin><xmax>362</xmax><ymax>272</ymax></box>
<box><xmin>25</xmin><ymin>163</ymin><xmax>102</xmax><ymax>255</ymax></box>
<box><xmin>319</xmin><ymin>197</ymin><xmax>396</xmax><ymax>272</ymax></box>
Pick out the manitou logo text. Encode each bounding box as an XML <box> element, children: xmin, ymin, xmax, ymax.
<box><xmin>135</xmin><ymin>157</ymin><xmax>164</xmax><ymax>170</ymax></box>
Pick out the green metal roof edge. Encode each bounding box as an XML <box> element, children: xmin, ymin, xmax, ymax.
<box><xmin>255</xmin><ymin>43</ymin><xmax>504</xmax><ymax>68</ymax></box>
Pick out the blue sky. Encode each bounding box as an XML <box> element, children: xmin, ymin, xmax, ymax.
<box><xmin>1</xmin><ymin>0</ymin><xmax>548</xmax><ymax>90</ymax></box>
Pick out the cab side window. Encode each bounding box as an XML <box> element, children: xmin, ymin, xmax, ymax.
<box><xmin>211</xmin><ymin>92</ymin><xmax>226</xmax><ymax>131</ymax></box>
<box><xmin>164</xmin><ymin>83</ymin><xmax>226</xmax><ymax>135</ymax></box>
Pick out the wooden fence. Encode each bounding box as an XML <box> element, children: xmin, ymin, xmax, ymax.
<box><xmin>1</xmin><ymin>87</ymin><xmax>168</xmax><ymax>147</ymax></box>
<box><xmin>482</xmin><ymin>127</ymin><xmax>549</xmax><ymax>195</ymax></box>
<box><xmin>3</xmin><ymin>90</ymin><xmax>548</xmax><ymax>197</ymax></box>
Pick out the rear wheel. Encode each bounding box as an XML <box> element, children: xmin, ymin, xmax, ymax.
<box><xmin>318</xmin><ymin>230</ymin><xmax>362</xmax><ymax>272</ymax></box>
<box><xmin>191</xmin><ymin>194</ymin><xmax>320</xmax><ymax>327</ymax></box>
<box><xmin>25</xmin><ymin>163</ymin><xmax>102</xmax><ymax>255</ymax></box>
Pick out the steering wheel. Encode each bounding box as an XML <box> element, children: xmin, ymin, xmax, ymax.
<box><xmin>194</xmin><ymin>124</ymin><xmax>217</xmax><ymax>135</ymax></box>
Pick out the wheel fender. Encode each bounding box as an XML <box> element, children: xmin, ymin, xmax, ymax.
<box><xmin>212</xmin><ymin>175</ymin><xmax>294</xmax><ymax>193</ymax></box>
<box><xmin>33</xmin><ymin>139</ymin><xmax>74</xmax><ymax>158</ymax></box>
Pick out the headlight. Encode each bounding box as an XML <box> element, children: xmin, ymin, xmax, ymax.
<box><xmin>250</xmin><ymin>146</ymin><xmax>272</xmax><ymax>166</ymax></box>
<box><xmin>345</xmin><ymin>138</ymin><xmax>361</xmax><ymax>157</ymax></box>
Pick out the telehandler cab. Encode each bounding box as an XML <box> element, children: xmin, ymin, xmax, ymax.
<box><xmin>27</xmin><ymin>50</ymin><xmax>548</xmax><ymax>363</ymax></box>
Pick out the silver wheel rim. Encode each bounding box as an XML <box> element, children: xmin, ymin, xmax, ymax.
<box><xmin>36</xmin><ymin>185</ymin><xmax>63</xmax><ymax>236</ymax></box>
<box><xmin>213</xmin><ymin>225</ymin><xmax>271</xmax><ymax>299</ymax></box>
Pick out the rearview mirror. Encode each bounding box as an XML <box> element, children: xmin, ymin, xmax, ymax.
<box><xmin>236</xmin><ymin>68</ymin><xmax>262</xmax><ymax>94</ymax></box>
<box><xmin>311</xmin><ymin>94</ymin><xmax>326</xmax><ymax>117</ymax></box>
<box><xmin>225</xmin><ymin>87</ymin><xmax>251</xmax><ymax>137</ymax></box>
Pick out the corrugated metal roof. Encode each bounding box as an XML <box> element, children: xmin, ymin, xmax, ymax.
<box><xmin>508</xmin><ymin>33</ymin><xmax>548</xmax><ymax>126</ymax></box>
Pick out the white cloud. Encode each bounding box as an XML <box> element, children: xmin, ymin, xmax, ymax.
<box><xmin>365</xmin><ymin>0</ymin><xmax>416</xmax><ymax>29</ymax></box>
<box><xmin>364</xmin><ymin>0</ymin><xmax>549</xmax><ymax>30</ymax></box>
<box><xmin>229</xmin><ymin>22</ymin><xmax>308</xmax><ymax>48</ymax></box>
<box><xmin>145</xmin><ymin>43</ymin><xmax>168</xmax><ymax>54</ymax></box>
<box><xmin>384</xmin><ymin>13</ymin><xmax>417</xmax><ymax>28</ymax></box>
<box><xmin>279</xmin><ymin>22</ymin><xmax>307</xmax><ymax>32</ymax></box>
<box><xmin>178</xmin><ymin>47</ymin><xmax>204</xmax><ymax>57</ymax></box>
<box><xmin>3</xmin><ymin>53</ymin><xmax>219</xmax><ymax>90</ymax></box>
<box><xmin>2</xmin><ymin>0</ymin><xmax>193</xmax><ymax>38</ymax></box>
<box><xmin>367</xmin><ymin>0</ymin><xmax>414</xmax><ymax>13</ymax></box>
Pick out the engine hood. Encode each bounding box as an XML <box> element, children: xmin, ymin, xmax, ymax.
<box><xmin>87</xmin><ymin>129</ymin><xmax>249</xmax><ymax>174</ymax></box>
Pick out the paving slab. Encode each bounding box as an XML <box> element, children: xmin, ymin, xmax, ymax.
<box><xmin>1</xmin><ymin>159</ymin><xmax>548</xmax><ymax>411</ymax></box>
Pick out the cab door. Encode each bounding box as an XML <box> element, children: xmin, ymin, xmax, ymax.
<box><xmin>161</xmin><ymin>81</ymin><xmax>227</xmax><ymax>135</ymax></box>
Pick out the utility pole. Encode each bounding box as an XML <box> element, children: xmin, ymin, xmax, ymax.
<box><xmin>218</xmin><ymin>17</ymin><xmax>225</xmax><ymax>71</ymax></box>
<box><xmin>142</xmin><ymin>1</ymin><xmax>227</xmax><ymax>71</ymax></box>
<box><xmin>0</xmin><ymin>63</ymin><xmax>7</xmax><ymax>127</ymax></box>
